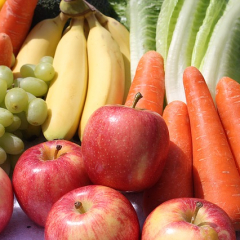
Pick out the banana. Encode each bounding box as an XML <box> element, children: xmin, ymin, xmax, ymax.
<box><xmin>96</xmin><ymin>12</ymin><xmax>131</xmax><ymax>103</ymax></box>
<box><xmin>42</xmin><ymin>17</ymin><xmax>88</xmax><ymax>141</ymax></box>
<box><xmin>78</xmin><ymin>13</ymin><xmax>125</xmax><ymax>140</ymax></box>
<box><xmin>12</xmin><ymin>12</ymin><xmax>69</xmax><ymax>79</ymax></box>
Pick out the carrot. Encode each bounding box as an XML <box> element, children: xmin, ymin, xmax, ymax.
<box><xmin>142</xmin><ymin>100</ymin><xmax>193</xmax><ymax>216</ymax></box>
<box><xmin>124</xmin><ymin>50</ymin><xmax>165</xmax><ymax>115</ymax></box>
<box><xmin>0</xmin><ymin>0</ymin><xmax>38</xmax><ymax>56</ymax></box>
<box><xmin>216</xmin><ymin>77</ymin><xmax>240</xmax><ymax>174</ymax></box>
<box><xmin>0</xmin><ymin>32</ymin><xmax>13</xmax><ymax>67</ymax></box>
<box><xmin>183</xmin><ymin>66</ymin><xmax>240</xmax><ymax>231</ymax></box>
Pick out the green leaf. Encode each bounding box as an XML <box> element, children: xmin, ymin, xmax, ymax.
<box><xmin>200</xmin><ymin>0</ymin><xmax>240</xmax><ymax>101</ymax></box>
<box><xmin>127</xmin><ymin>0</ymin><xmax>164</xmax><ymax>79</ymax></box>
<box><xmin>156</xmin><ymin>0</ymin><xmax>184</xmax><ymax>62</ymax></box>
<box><xmin>164</xmin><ymin>0</ymin><xmax>223</xmax><ymax>104</ymax></box>
<box><xmin>191</xmin><ymin>0</ymin><xmax>227</xmax><ymax>68</ymax></box>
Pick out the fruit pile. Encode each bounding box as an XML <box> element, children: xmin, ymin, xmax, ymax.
<box><xmin>11</xmin><ymin>0</ymin><xmax>130</xmax><ymax>142</ymax></box>
<box><xmin>0</xmin><ymin>0</ymin><xmax>240</xmax><ymax>239</ymax></box>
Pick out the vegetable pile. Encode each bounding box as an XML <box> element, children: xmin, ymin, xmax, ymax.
<box><xmin>125</xmin><ymin>0</ymin><xmax>240</xmax><ymax>231</ymax></box>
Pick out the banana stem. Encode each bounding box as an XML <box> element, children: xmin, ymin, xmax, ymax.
<box><xmin>94</xmin><ymin>11</ymin><xmax>109</xmax><ymax>27</ymax></box>
<box><xmin>85</xmin><ymin>13</ymin><xmax>101</xmax><ymax>29</ymax></box>
<box><xmin>60</xmin><ymin>0</ymin><xmax>96</xmax><ymax>17</ymax></box>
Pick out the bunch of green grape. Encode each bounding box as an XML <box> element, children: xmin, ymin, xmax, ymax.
<box><xmin>0</xmin><ymin>56</ymin><xmax>55</xmax><ymax>166</ymax></box>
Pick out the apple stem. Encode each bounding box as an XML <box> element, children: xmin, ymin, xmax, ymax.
<box><xmin>75</xmin><ymin>201</ymin><xmax>85</xmax><ymax>214</ymax></box>
<box><xmin>191</xmin><ymin>201</ymin><xmax>203</xmax><ymax>224</ymax></box>
<box><xmin>53</xmin><ymin>145</ymin><xmax>62</xmax><ymax>159</ymax></box>
<box><xmin>131</xmin><ymin>92</ymin><xmax>143</xmax><ymax>108</ymax></box>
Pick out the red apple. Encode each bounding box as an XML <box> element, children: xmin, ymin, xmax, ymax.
<box><xmin>12</xmin><ymin>139</ymin><xmax>91</xmax><ymax>227</ymax></box>
<box><xmin>44</xmin><ymin>185</ymin><xmax>140</xmax><ymax>240</ymax></box>
<box><xmin>142</xmin><ymin>197</ymin><xmax>236</xmax><ymax>240</ymax></box>
<box><xmin>81</xmin><ymin>93</ymin><xmax>170</xmax><ymax>192</ymax></box>
<box><xmin>0</xmin><ymin>166</ymin><xmax>13</xmax><ymax>233</ymax></box>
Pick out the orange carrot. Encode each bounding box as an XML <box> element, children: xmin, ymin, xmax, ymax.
<box><xmin>183</xmin><ymin>66</ymin><xmax>240</xmax><ymax>231</ymax></box>
<box><xmin>0</xmin><ymin>32</ymin><xmax>13</xmax><ymax>67</ymax></box>
<box><xmin>124</xmin><ymin>50</ymin><xmax>165</xmax><ymax>115</ymax></box>
<box><xmin>216</xmin><ymin>77</ymin><xmax>240</xmax><ymax>174</ymax></box>
<box><xmin>0</xmin><ymin>0</ymin><xmax>38</xmax><ymax>56</ymax></box>
<box><xmin>143</xmin><ymin>100</ymin><xmax>193</xmax><ymax>216</ymax></box>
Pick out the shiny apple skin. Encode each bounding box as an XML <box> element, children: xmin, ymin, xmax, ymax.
<box><xmin>12</xmin><ymin>140</ymin><xmax>91</xmax><ymax>227</ymax></box>
<box><xmin>81</xmin><ymin>105</ymin><xmax>170</xmax><ymax>192</ymax></box>
<box><xmin>0</xmin><ymin>167</ymin><xmax>13</xmax><ymax>233</ymax></box>
<box><xmin>45</xmin><ymin>185</ymin><xmax>140</xmax><ymax>240</ymax></box>
<box><xmin>142</xmin><ymin>198</ymin><xmax>236</xmax><ymax>240</ymax></box>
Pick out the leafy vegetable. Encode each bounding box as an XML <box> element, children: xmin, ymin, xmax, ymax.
<box><xmin>163</xmin><ymin>0</ymin><xmax>209</xmax><ymax>103</ymax></box>
<box><xmin>200</xmin><ymin>0</ymin><xmax>240</xmax><ymax>101</ymax></box>
<box><xmin>191</xmin><ymin>0</ymin><xmax>227</xmax><ymax>68</ymax></box>
<box><xmin>157</xmin><ymin>0</ymin><xmax>227</xmax><ymax>104</ymax></box>
<box><xmin>156</xmin><ymin>0</ymin><xmax>184</xmax><ymax>62</ymax></box>
<box><xmin>127</xmin><ymin>0</ymin><xmax>164</xmax><ymax>80</ymax></box>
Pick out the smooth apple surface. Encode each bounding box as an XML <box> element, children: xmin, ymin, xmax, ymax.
<box><xmin>45</xmin><ymin>185</ymin><xmax>140</xmax><ymax>240</ymax></box>
<box><xmin>12</xmin><ymin>140</ymin><xmax>91</xmax><ymax>227</ymax></box>
<box><xmin>81</xmin><ymin>104</ymin><xmax>170</xmax><ymax>192</ymax></box>
<box><xmin>0</xmin><ymin>167</ymin><xmax>13</xmax><ymax>233</ymax></box>
<box><xmin>142</xmin><ymin>198</ymin><xmax>236</xmax><ymax>240</ymax></box>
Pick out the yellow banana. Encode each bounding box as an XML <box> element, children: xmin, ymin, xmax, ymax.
<box><xmin>78</xmin><ymin>13</ymin><xmax>125</xmax><ymax>140</ymax></box>
<box><xmin>12</xmin><ymin>12</ymin><xmax>69</xmax><ymax>79</ymax></box>
<box><xmin>96</xmin><ymin>12</ymin><xmax>131</xmax><ymax>103</ymax></box>
<box><xmin>42</xmin><ymin>17</ymin><xmax>88</xmax><ymax>141</ymax></box>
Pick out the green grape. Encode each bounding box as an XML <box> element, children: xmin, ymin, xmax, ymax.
<box><xmin>20</xmin><ymin>64</ymin><xmax>36</xmax><ymax>78</ymax></box>
<box><xmin>5</xmin><ymin>87</ymin><xmax>28</xmax><ymax>113</ymax></box>
<box><xmin>0</xmin><ymin>66</ymin><xmax>14</xmax><ymax>88</ymax></box>
<box><xmin>0</xmin><ymin>107</ymin><xmax>13</xmax><ymax>127</ymax></box>
<box><xmin>0</xmin><ymin>146</ymin><xmax>7</xmax><ymax>164</ymax></box>
<box><xmin>19</xmin><ymin>77</ymin><xmax>48</xmax><ymax>97</ymax></box>
<box><xmin>26</xmin><ymin>98</ymin><xmax>48</xmax><ymax>126</ymax></box>
<box><xmin>5</xmin><ymin>115</ymin><xmax>21</xmax><ymax>132</ymax></box>
<box><xmin>0</xmin><ymin>79</ymin><xmax>7</xmax><ymax>104</ymax></box>
<box><xmin>0</xmin><ymin>132</ymin><xmax>24</xmax><ymax>155</ymax></box>
<box><xmin>15</xmin><ymin>111</ymin><xmax>29</xmax><ymax>130</ymax></box>
<box><xmin>40</xmin><ymin>56</ymin><xmax>54</xmax><ymax>64</ymax></box>
<box><xmin>0</xmin><ymin>123</ymin><xmax>5</xmax><ymax>137</ymax></box>
<box><xmin>26</xmin><ymin>91</ymin><xmax>36</xmax><ymax>102</ymax></box>
<box><xmin>13</xmin><ymin>78</ymin><xmax>23</xmax><ymax>87</ymax></box>
<box><xmin>34</xmin><ymin>62</ymin><xmax>55</xmax><ymax>82</ymax></box>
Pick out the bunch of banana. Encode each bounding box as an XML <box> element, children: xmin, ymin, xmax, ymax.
<box><xmin>12</xmin><ymin>12</ymin><xmax>69</xmax><ymax>79</ymax></box>
<box><xmin>39</xmin><ymin>1</ymin><xmax>130</xmax><ymax>141</ymax></box>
